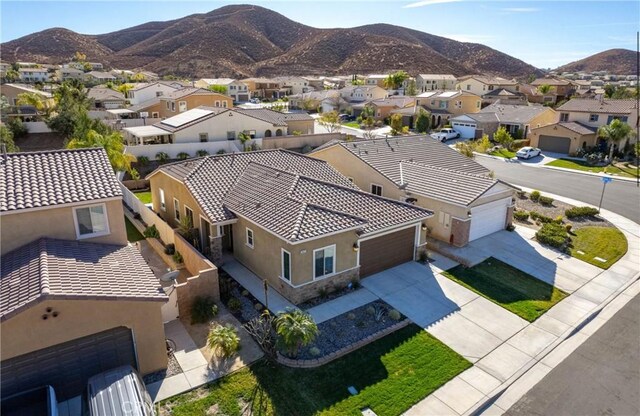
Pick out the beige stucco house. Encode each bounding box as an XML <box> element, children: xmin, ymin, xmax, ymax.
<box><xmin>416</xmin><ymin>74</ymin><xmax>457</xmax><ymax>92</ymax></box>
<box><xmin>0</xmin><ymin>148</ymin><xmax>167</xmax><ymax>401</ymax></box>
<box><xmin>311</xmin><ymin>137</ymin><xmax>516</xmax><ymax>247</ymax></box>
<box><xmin>457</xmin><ymin>75</ymin><xmax>520</xmax><ymax>97</ymax></box>
<box><xmin>530</xmin><ymin>122</ymin><xmax>597</xmax><ymax>154</ymax></box>
<box><xmin>158</xmin><ymin>87</ymin><xmax>233</xmax><ymax>118</ymax></box>
<box><xmin>416</xmin><ymin>90</ymin><xmax>482</xmax><ymax>127</ymax></box>
<box><xmin>146</xmin><ymin>150</ymin><xmax>432</xmax><ymax>304</ymax></box>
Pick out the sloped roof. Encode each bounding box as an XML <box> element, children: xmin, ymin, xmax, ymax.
<box><xmin>418</xmin><ymin>74</ymin><xmax>456</xmax><ymax>80</ymax></box>
<box><xmin>1</xmin><ymin>148</ymin><xmax>121</xmax><ymax>212</ymax></box>
<box><xmin>457</xmin><ymin>75</ymin><xmax>517</xmax><ymax>85</ymax></box>
<box><xmin>479</xmin><ymin>103</ymin><xmax>551</xmax><ymax>123</ymax></box>
<box><xmin>233</xmin><ymin>108</ymin><xmax>313</xmax><ymax>125</ymax></box>
<box><xmin>559</xmin><ymin>122</ymin><xmax>597</xmax><ymax>135</ymax></box>
<box><xmin>556</xmin><ymin>98</ymin><xmax>636</xmax><ymax>114</ymax></box>
<box><xmin>531</xmin><ymin>78</ymin><xmax>572</xmax><ymax>86</ymax></box>
<box><xmin>0</xmin><ymin>238</ymin><xmax>166</xmax><ymax>320</ymax></box>
<box><xmin>87</xmin><ymin>87</ymin><xmax>125</xmax><ymax>101</ymax></box>
<box><xmin>164</xmin><ymin>87</ymin><xmax>225</xmax><ymax>100</ymax></box>
<box><xmin>128</xmin><ymin>97</ymin><xmax>161</xmax><ymax>112</ymax></box>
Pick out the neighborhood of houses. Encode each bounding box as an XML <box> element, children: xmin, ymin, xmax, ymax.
<box><xmin>0</xmin><ymin>57</ymin><xmax>638</xmax><ymax>415</ymax></box>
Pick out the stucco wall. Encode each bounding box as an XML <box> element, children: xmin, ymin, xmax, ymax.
<box><xmin>173</xmin><ymin>111</ymin><xmax>286</xmax><ymax>142</ymax></box>
<box><xmin>530</xmin><ymin>124</ymin><xmax>597</xmax><ymax>154</ymax></box>
<box><xmin>1</xmin><ymin>198</ymin><xmax>127</xmax><ymax>255</ymax></box>
<box><xmin>286</xmin><ymin>119</ymin><xmax>314</xmax><ymax>135</ymax></box>
<box><xmin>1</xmin><ymin>299</ymin><xmax>167</xmax><ymax>375</ymax></box>
<box><xmin>158</xmin><ymin>94</ymin><xmax>233</xmax><ymax>118</ymax></box>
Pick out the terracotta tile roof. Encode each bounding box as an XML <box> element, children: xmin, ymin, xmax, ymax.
<box><xmin>164</xmin><ymin>87</ymin><xmax>224</xmax><ymax>100</ymax></box>
<box><xmin>0</xmin><ymin>238</ymin><xmax>166</xmax><ymax>320</ymax></box>
<box><xmin>479</xmin><ymin>103</ymin><xmax>551</xmax><ymax>123</ymax></box>
<box><xmin>556</xmin><ymin>98</ymin><xmax>637</xmax><ymax>114</ymax></box>
<box><xmin>1</xmin><ymin>148</ymin><xmax>121</xmax><ymax>212</ymax></box>
<box><xmin>559</xmin><ymin>122</ymin><xmax>597</xmax><ymax>135</ymax></box>
<box><xmin>233</xmin><ymin>108</ymin><xmax>313</xmax><ymax>125</ymax></box>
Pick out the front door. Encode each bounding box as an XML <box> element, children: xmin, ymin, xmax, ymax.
<box><xmin>221</xmin><ymin>224</ymin><xmax>233</xmax><ymax>252</ymax></box>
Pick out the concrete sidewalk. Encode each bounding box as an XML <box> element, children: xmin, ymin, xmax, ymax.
<box><xmin>307</xmin><ymin>288</ymin><xmax>378</xmax><ymax>323</ymax></box>
<box><xmin>404</xmin><ymin>188</ymin><xmax>640</xmax><ymax>416</ymax></box>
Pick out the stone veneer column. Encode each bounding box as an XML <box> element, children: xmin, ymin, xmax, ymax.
<box><xmin>210</xmin><ymin>235</ymin><xmax>223</xmax><ymax>266</ymax></box>
<box><xmin>450</xmin><ymin>217</ymin><xmax>470</xmax><ymax>247</ymax></box>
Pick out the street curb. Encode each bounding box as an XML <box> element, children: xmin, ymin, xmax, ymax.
<box><xmin>541</xmin><ymin>165</ymin><xmax>639</xmax><ymax>183</ymax></box>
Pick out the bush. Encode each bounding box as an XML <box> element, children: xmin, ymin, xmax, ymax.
<box><xmin>529</xmin><ymin>211</ymin><xmax>554</xmax><ymax>223</ymax></box>
<box><xmin>530</xmin><ymin>190</ymin><xmax>541</xmax><ymax>202</ymax></box>
<box><xmin>554</xmin><ymin>215</ymin><xmax>564</xmax><ymax>224</ymax></box>
<box><xmin>7</xmin><ymin>118</ymin><xmax>28</xmax><ymax>139</ymax></box>
<box><xmin>137</xmin><ymin>156</ymin><xmax>149</xmax><ymax>166</ymax></box>
<box><xmin>143</xmin><ymin>225</ymin><xmax>159</xmax><ymax>238</ymax></box>
<box><xmin>512</xmin><ymin>139</ymin><xmax>530</xmax><ymax>150</ymax></box>
<box><xmin>539</xmin><ymin>196</ymin><xmax>554</xmax><ymax>206</ymax></box>
<box><xmin>195</xmin><ymin>150</ymin><xmax>209</xmax><ymax>157</ymax></box>
<box><xmin>254</xmin><ymin>303</ymin><xmax>263</xmax><ymax>311</ymax></box>
<box><xmin>565</xmin><ymin>206</ymin><xmax>599</xmax><ymax>218</ymax></box>
<box><xmin>164</xmin><ymin>243</ymin><xmax>175</xmax><ymax>255</ymax></box>
<box><xmin>309</xmin><ymin>347</ymin><xmax>321</xmax><ymax>357</ymax></box>
<box><xmin>172</xmin><ymin>251</ymin><xmax>183</xmax><ymax>264</ymax></box>
<box><xmin>176</xmin><ymin>152</ymin><xmax>190</xmax><ymax>160</ymax></box>
<box><xmin>513</xmin><ymin>211</ymin><xmax>529</xmax><ymax>221</ymax></box>
<box><xmin>156</xmin><ymin>151</ymin><xmax>169</xmax><ymax>163</ymax></box>
<box><xmin>536</xmin><ymin>223</ymin><xmax>568</xmax><ymax>248</ymax></box>
<box><xmin>216</xmin><ymin>149</ymin><xmax>226</xmax><ymax>155</ymax></box>
<box><xmin>388</xmin><ymin>309</ymin><xmax>402</xmax><ymax>321</ymax></box>
<box><xmin>227</xmin><ymin>297</ymin><xmax>242</xmax><ymax>312</ymax></box>
<box><xmin>565</xmin><ymin>224</ymin><xmax>573</xmax><ymax>233</ymax></box>
<box><xmin>191</xmin><ymin>296</ymin><xmax>219</xmax><ymax>324</ymax></box>
<box><xmin>207</xmin><ymin>324</ymin><xmax>240</xmax><ymax>357</ymax></box>
<box><xmin>516</xmin><ymin>190</ymin><xmax>527</xmax><ymax>199</ymax></box>
<box><xmin>347</xmin><ymin>312</ymin><xmax>356</xmax><ymax>320</ymax></box>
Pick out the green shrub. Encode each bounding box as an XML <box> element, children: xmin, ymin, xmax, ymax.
<box><xmin>530</xmin><ymin>211</ymin><xmax>554</xmax><ymax>223</ymax></box>
<box><xmin>207</xmin><ymin>324</ymin><xmax>240</xmax><ymax>357</ymax></box>
<box><xmin>254</xmin><ymin>303</ymin><xmax>263</xmax><ymax>311</ymax></box>
<box><xmin>164</xmin><ymin>243</ymin><xmax>175</xmax><ymax>255</ymax></box>
<box><xmin>172</xmin><ymin>251</ymin><xmax>183</xmax><ymax>264</ymax></box>
<box><xmin>554</xmin><ymin>215</ymin><xmax>564</xmax><ymax>224</ymax></box>
<box><xmin>530</xmin><ymin>190</ymin><xmax>541</xmax><ymax>202</ymax></box>
<box><xmin>191</xmin><ymin>296</ymin><xmax>219</xmax><ymax>324</ymax></box>
<box><xmin>513</xmin><ymin>211</ymin><xmax>530</xmax><ymax>221</ymax></box>
<box><xmin>137</xmin><ymin>156</ymin><xmax>149</xmax><ymax>166</ymax></box>
<box><xmin>565</xmin><ymin>206</ymin><xmax>599</xmax><ymax>218</ymax></box>
<box><xmin>539</xmin><ymin>196</ymin><xmax>554</xmax><ymax>206</ymax></box>
<box><xmin>176</xmin><ymin>152</ymin><xmax>190</xmax><ymax>160</ymax></box>
<box><xmin>143</xmin><ymin>224</ymin><xmax>159</xmax><ymax>238</ymax></box>
<box><xmin>536</xmin><ymin>223</ymin><xmax>568</xmax><ymax>248</ymax></box>
<box><xmin>7</xmin><ymin>118</ymin><xmax>28</xmax><ymax>138</ymax></box>
<box><xmin>309</xmin><ymin>347</ymin><xmax>321</xmax><ymax>357</ymax></box>
<box><xmin>512</xmin><ymin>139</ymin><xmax>530</xmax><ymax>150</ymax></box>
<box><xmin>155</xmin><ymin>152</ymin><xmax>169</xmax><ymax>163</ymax></box>
<box><xmin>565</xmin><ymin>224</ymin><xmax>573</xmax><ymax>233</ymax></box>
<box><xmin>388</xmin><ymin>309</ymin><xmax>402</xmax><ymax>321</ymax></box>
<box><xmin>195</xmin><ymin>150</ymin><xmax>209</xmax><ymax>157</ymax></box>
<box><xmin>216</xmin><ymin>149</ymin><xmax>226</xmax><ymax>155</ymax></box>
<box><xmin>227</xmin><ymin>297</ymin><xmax>242</xmax><ymax>312</ymax></box>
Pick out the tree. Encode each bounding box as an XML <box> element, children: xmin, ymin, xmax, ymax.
<box><xmin>67</xmin><ymin>130</ymin><xmax>136</xmax><ymax>173</ymax></box>
<box><xmin>390</xmin><ymin>113</ymin><xmax>403</xmax><ymax>136</ymax></box>
<box><xmin>47</xmin><ymin>81</ymin><xmax>92</xmax><ymax>138</ymax></box>
<box><xmin>208</xmin><ymin>85</ymin><xmax>228</xmax><ymax>95</ymax></box>
<box><xmin>17</xmin><ymin>92</ymin><xmax>55</xmax><ymax>117</ymax></box>
<box><xmin>72</xmin><ymin>51</ymin><xmax>87</xmax><ymax>62</ymax></box>
<box><xmin>455</xmin><ymin>142</ymin><xmax>475</xmax><ymax>159</ymax></box>
<box><xmin>415</xmin><ymin>108</ymin><xmax>430</xmax><ymax>133</ymax></box>
<box><xmin>384</xmin><ymin>71</ymin><xmax>410</xmax><ymax>90</ymax></box>
<box><xmin>4</xmin><ymin>69</ymin><xmax>19</xmax><ymax>83</ymax></box>
<box><xmin>238</xmin><ymin>132</ymin><xmax>252</xmax><ymax>150</ymax></box>
<box><xmin>207</xmin><ymin>324</ymin><xmax>240</xmax><ymax>358</ymax></box>
<box><xmin>537</xmin><ymin>84</ymin><xmax>552</xmax><ymax>95</ymax></box>
<box><xmin>405</xmin><ymin>79</ymin><xmax>417</xmax><ymax>96</ymax></box>
<box><xmin>598</xmin><ymin>118</ymin><xmax>636</xmax><ymax>160</ymax></box>
<box><xmin>275</xmin><ymin>309</ymin><xmax>318</xmax><ymax>358</ymax></box>
<box><xmin>493</xmin><ymin>127</ymin><xmax>514</xmax><ymax>151</ymax></box>
<box><xmin>7</xmin><ymin>118</ymin><xmax>28</xmax><ymax>139</ymax></box>
<box><xmin>527</xmin><ymin>74</ymin><xmax>537</xmax><ymax>84</ymax></box>
<box><xmin>0</xmin><ymin>125</ymin><xmax>19</xmax><ymax>152</ymax></box>
<box><xmin>319</xmin><ymin>111</ymin><xmax>341</xmax><ymax>133</ymax></box>
<box><xmin>117</xmin><ymin>84</ymin><xmax>134</xmax><ymax>99</ymax></box>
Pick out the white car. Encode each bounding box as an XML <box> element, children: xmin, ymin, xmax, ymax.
<box><xmin>516</xmin><ymin>146</ymin><xmax>541</xmax><ymax>159</ymax></box>
<box><xmin>430</xmin><ymin>128</ymin><xmax>460</xmax><ymax>142</ymax></box>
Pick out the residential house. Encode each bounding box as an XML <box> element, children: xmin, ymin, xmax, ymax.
<box><xmin>311</xmin><ymin>137</ymin><xmax>516</xmax><ymax>247</ymax></box>
<box><xmin>416</xmin><ymin>74</ymin><xmax>457</xmax><ymax>92</ymax></box>
<box><xmin>275</xmin><ymin>77</ymin><xmax>311</xmax><ymax>95</ymax></box>
<box><xmin>18</xmin><ymin>67</ymin><xmax>49</xmax><ymax>83</ymax></box>
<box><xmin>0</xmin><ymin>148</ymin><xmax>167</xmax><ymax>402</ymax></box>
<box><xmin>354</xmin><ymin>96</ymin><xmax>416</xmax><ymax>120</ymax></box>
<box><xmin>0</xmin><ymin>62</ymin><xmax>10</xmax><ymax>77</ymax></box>
<box><xmin>482</xmin><ymin>88</ymin><xmax>528</xmax><ymax>106</ymax></box>
<box><xmin>158</xmin><ymin>88</ymin><xmax>233</xmax><ymax>118</ymax></box>
<box><xmin>87</xmin><ymin>87</ymin><xmax>126</xmax><ymax>109</ymax></box>
<box><xmin>339</xmin><ymin>85</ymin><xmax>388</xmax><ymax>104</ymax></box>
<box><xmin>241</xmin><ymin>78</ymin><xmax>285</xmax><ymax>100</ymax></box>
<box><xmin>1</xmin><ymin>83</ymin><xmax>53</xmax><ymax>106</ymax></box>
<box><xmin>416</xmin><ymin>90</ymin><xmax>482</xmax><ymax>127</ymax></box>
<box><xmin>530</xmin><ymin>122</ymin><xmax>597</xmax><ymax>154</ymax></box>
<box><xmin>527</xmin><ymin>78</ymin><xmax>576</xmax><ymax>105</ymax></box>
<box><xmin>449</xmin><ymin>103</ymin><xmax>556</xmax><ymax>139</ymax></box>
<box><xmin>456</xmin><ymin>75</ymin><xmax>519</xmax><ymax>96</ymax></box>
<box><xmin>289</xmin><ymin>90</ymin><xmax>344</xmax><ymax>113</ymax></box>
<box><xmin>84</xmin><ymin>71</ymin><xmax>117</xmax><ymax>84</ymax></box>
<box><xmin>146</xmin><ymin>150</ymin><xmax>432</xmax><ymax>304</ymax></box>
<box><xmin>57</xmin><ymin>67</ymin><xmax>85</xmax><ymax>81</ymax></box>
<box><xmin>0</xmin><ymin>84</ymin><xmax>54</xmax><ymax>121</ymax></box>
<box><xmin>194</xmin><ymin>78</ymin><xmax>250</xmax><ymax>102</ymax></box>
<box><xmin>127</xmin><ymin>82</ymin><xmax>181</xmax><ymax>106</ymax></box>
<box><xmin>364</xmin><ymin>74</ymin><xmax>388</xmax><ymax>88</ymax></box>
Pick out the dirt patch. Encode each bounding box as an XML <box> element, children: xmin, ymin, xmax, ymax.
<box><xmin>14</xmin><ymin>132</ymin><xmax>66</xmax><ymax>152</ymax></box>
<box><xmin>514</xmin><ymin>192</ymin><xmax>613</xmax><ymax>230</ymax></box>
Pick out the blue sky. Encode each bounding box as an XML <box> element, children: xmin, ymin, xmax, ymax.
<box><xmin>1</xmin><ymin>1</ymin><xmax>638</xmax><ymax>69</ymax></box>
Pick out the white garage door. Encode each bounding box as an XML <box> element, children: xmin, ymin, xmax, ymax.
<box><xmin>469</xmin><ymin>197</ymin><xmax>510</xmax><ymax>241</ymax></box>
<box><xmin>452</xmin><ymin>122</ymin><xmax>477</xmax><ymax>139</ymax></box>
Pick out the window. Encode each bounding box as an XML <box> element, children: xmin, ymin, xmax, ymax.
<box><xmin>183</xmin><ymin>206</ymin><xmax>194</xmax><ymax>228</ymax></box>
<box><xmin>152</xmin><ymin>112</ymin><xmax>159</xmax><ymax>118</ymax></box>
<box><xmin>199</xmin><ymin>133</ymin><xmax>208</xmax><ymax>142</ymax></box>
<box><xmin>166</xmin><ymin>101</ymin><xmax>170</xmax><ymax>110</ymax></box>
<box><xmin>222</xmin><ymin>101</ymin><xmax>228</xmax><ymax>108</ymax></box>
<box><xmin>438</xmin><ymin>211</ymin><xmax>451</xmax><ymax>228</ymax></box>
<box><xmin>371</xmin><ymin>184</ymin><xmax>383</xmax><ymax>196</ymax></box>
<box><xmin>589</xmin><ymin>114</ymin><xmax>599</xmax><ymax>122</ymax></box>
<box><xmin>156</xmin><ymin>91</ymin><xmax>163</xmax><ymax>97</ymax></box>
<box><xmin>607</xmin><ymin>115</ymin><xmax>628</xmax><ymax>124</ymax></box>
<box><xmin>215</xmin><ymin>100</ymin><xmax>221</xmax><ymax>107</ymax></box>
<box><xmin>74</xmin><ymin>204</ymin><xmax>109</xmax><ymax>239</ymax></box>
<box><xmin>560</xmin><ymin>113</ymin><xmax>569</xmax><ymax>122</ymax></box>
<box><xmin>488</xmin><ymin>85</ymin><xmax>494</xmax><ymax>90</ymax></box>
<box><xmin>314</xmin><ymin>245</ymin><xmax>335</xmax><ymax>279</ymax></box>
<box><xmin>455</xmin><ymin>100</ymin><xmax>462</xmax><ymax>109</ymax></box>
<box><xmin>159</xmin><ymin>188</ymin><xmax>166</xmax><ymax>211</ymax></box>
<box><xmin>178</xmin><ymin>101</ymin><xmax>187</xmax><ymax>112</ymax></box>
<box><xmin>227</xmin><ymin>131</ymin><xmax>236</xmax><ymax>140</ymax></box>
<box><xmin>171</xmin><ymin>102</ymin><xmax>175</xmax><ymax>112</ymax></box>
<box><xmin>476</xmin><ymin>101</ymin><xmax>481</xmax><ymax>108</ymax></box>
<box><xmin>173</xmin><ymin>198</ymin><xmax>180</xmax><ymax>221</ymax></box>
<box><xmin>282</xmin><ymin>249</ymin><xmax>291</xmax><ymax>281</ymax></box>
<box><xmin>246</xmin><ymin>228</ymin><xmax>254</xmax><ymax>248</ymax></box>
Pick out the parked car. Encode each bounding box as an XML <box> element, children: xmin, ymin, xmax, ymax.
<box><xmin>430</xmin><ymin>128</ymin><xmax>460</xmax><ymax>142</ymax></box>
<box><xmin>1</xmin><ymin>385</ymin><xmax>59</xmax><ymax>416</ymax></box>
<box><xmin>516</xmin><ymin>146</ymin><xmax>542</xmax><ymax>159</ymax></box>
<box><xmin>86</xmin><ymin>366</ymin><xmax>155</xmax><ymax>416</ymax></box>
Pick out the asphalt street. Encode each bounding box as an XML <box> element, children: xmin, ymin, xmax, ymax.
<box><xmin>506</xmin><ymin>294</ymin><xmax>640</xmax><ymax>416</ymax></box>
<box><xmin>475</xmin><ymin>157</ymin><xmax>640</xmax><ymax>223</ymax></box>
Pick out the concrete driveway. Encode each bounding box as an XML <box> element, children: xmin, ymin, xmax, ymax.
<box><xmin>361</xmin><ymin>258</ymin><xmax>528</xmax><ymax>363</ymax></box>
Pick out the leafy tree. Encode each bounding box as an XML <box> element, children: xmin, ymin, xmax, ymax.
<box><xmin>493</xmin><ymin>127</ymin><xmax>514</xmax><ymax>150</ymax></box>
<box><xmin>47</xmin><ymin>81</ymin><xmax>92</xmax><ymax>138</ymax></box>
<box><xmin>405</xmin><ymin>79</ymin><xmax>417</xmax><ymax>96</ymax></box>
<box><xmin>207</xmin><ymin>324</ymin><xmax>240</xmax><ymax>358</ymax></box>
<box><xmin>383</xmin><ymin>71</ymin><xmax>410</xmax><ymax>90</ymax></box>
<box><xmin>17</xmin><ymin>92</ymin><xmax>55</xmax><ymax>117</ymax></box>
<box><xmin>208</xmin><ymin>85</ymin><xmax>228</xmax><ymax>95</ymax></box>
<box><xmin>275</xmin><ymin>309</ymin><xmax>318</xmax><ymax>358</ymax></box>
<box><xmin>4</xmin><ymin>69</ymin><xmax>19</xmax><ymax>83</ymax></box>
<box><xmin>72</xmin><ymin>51</ymin><xmax>87</xmax><ymax>62</ymax></box>
<box><xmin>67</xmin><ymin>130</ymin><xmax>136</xmax><ymax>173</ymax></box>
<box><xmin>527</xmin><ymin>74</ymin><xmax>537</xmax><ymax>84</ymax></box>
<box><xmin>415</xmin><ymin>108</ymin><xmax>430</xmax><ymax>133</ymax></box>
<box><xmin>455</xmin><ymin>142</ymin><xmax>475</xmax><ymax>159</ymax></box>
<box><xmin>319</xmin><ymin>111</ymin><xmax>341</xmax><ymax>133</ymax></box>
<box><xmin>131</xmin><ymin>72</ymin><xmax>146</xmax><ymax>82</ymax></box>
<box><xmin>537</xmin><ymin>84</ymin><xmax>552</xmax><ymax>95</ymax></box>
<box><xmin>117</xmin><ymin>84</ymin><xmax>134</xmax><ymax>98</ymax></box>
<box><xmin>0</xmin><ymin>124</ymin><xmax>19</xmax><ymax>152</ymax></box>
<box><xmin>474</xmin><ymin>134</ymin><xmax>492</xmax><ymax>153</ymax></box>
<box><xmin>390</xmin><ymin>113</ymin><xmax>403</xmax><ymax>135</ymax></box>
<box><xmin>604</xmin><ymin>84</ymin><xmax>637</xmax><ymax>99</ymax></box>
<box><xmin>598</xmin><ymin>118</ymin><xmax>636</xmax><ymax>160</ymax></box>
<box><xmin>7</xmin><ymin>118</ymin><xmax>28</xmax><ymax>139</ymax></box>
<box><xmin>238</xmin><ymin>132</ymin><xmax>252</xmax><ymax>150</ymax></box>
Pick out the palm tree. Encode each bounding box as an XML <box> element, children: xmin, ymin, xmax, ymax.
<box><xmin>207</xmin><ymin>324</ymin><xmax>240</xmax><ymax>358</ymax></box>
<box><xmin>275</xmin><ymin>308</ymin><xmax>318</xmax><ymax>358</ymax></box>
<box><xmin>16</xmin><ymin>92</ymin><xmax>55</xmax><ymax>117</ymax></box>
<box><xmin>598</xmin><ymin>119</ymin><xmax>636</xmax><ymax>161</ymax></box>
<box><xmin>117</xmin><ymin>84</ymin><xmax>134</xmax><ymax>100</ymax></box>
<box><xmin>537</xmin><ymin>84</ymin><xmax>552</xmax><ymax>95</ymax></box>
<box><xmin>67</xmin><ymin>130</ymin><xmax>136</xmax><ymax>173</ymax></box>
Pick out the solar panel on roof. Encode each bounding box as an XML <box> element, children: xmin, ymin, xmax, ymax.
<box><xmin>162</xmin><ymin>108</ymin><xmax>214</xmax><ymax>127</ymax></box>
<box><xmin>439</xmin><ymin>91</ymin><xmax>458</xmax><ymax>98</ymax></box>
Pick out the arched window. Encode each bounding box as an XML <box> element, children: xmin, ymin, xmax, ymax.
<box><xmin>275</xmin><ymin>129</ymin><xmax>283</xmax><ymax>136</ymax></box>
<box><xmin>265</xmin><ymin>130</ymin><xmax>272</xmax><ymax>137</ymax></box>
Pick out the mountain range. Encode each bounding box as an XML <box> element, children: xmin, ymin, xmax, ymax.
<box><xmin>555</xmin><ymin>49</ymin><xmax>638</xmax><ymax>75</ymax></box>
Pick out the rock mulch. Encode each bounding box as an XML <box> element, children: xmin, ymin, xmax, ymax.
<box><xmin>143</xmin><ymin>353</ymin><xmax>182</xmax><ymax>384</ymax></box>
<box><xmin>298</xmin><ymin>283</ymin><xmax>362</xmax><ymax>310</ymax></box>
<box><xmin>514</xmin><ymin>192</ymin><xmax>613</xmax><ymax>230</ymax></box>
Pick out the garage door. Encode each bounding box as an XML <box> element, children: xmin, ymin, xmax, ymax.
<box><xmin>469</xmin><ymin>198</ymin><xmax>510</xmax><ymax>241</ymax></box>
<box><xmin>451</xmin><ymin>122</ymin><xmax>477</xmax><ymax>139</ymax></box>
<box><xmin>360</xmin><ymin>227</ymin><xmax>416</xmax><ymax>277</ymax></box>
<box><xmin>538</xmin><ymin>135</ymin><xmax>571</xmax><ymax>154</ymax></box>
<box><xmin>1</xmin><ymin>327</ymin><xmax>137</xmax><ymax>401</ymax></box>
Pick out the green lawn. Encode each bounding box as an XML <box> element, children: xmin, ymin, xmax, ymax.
<box><xmin>546</xmin><ymin>159</ymin><xmax>639</xmax><ymax>178</ymax></box>
<box><xmin>342</xmin><ymin>121</ymin><xmax>361</xmax><ymax>128</ymax></box>
<box><xmin>443</xmin><ymin>258</ymin><xmax>568</xmax><ymax>322</ymax></box>
<box><xmin>489</xmin><ymin>149</ymin><xmax>516</xmax><ymax>159</ymax></box>
<box><xmin>160</xmin><ymin>325</ymin><xmax>470</xmax><ymax>416</ymax></box>
<box><xmin>569</xmin><ymin>227</ymin><xmax>628</xmax><ymax>269</ymax></box>
<box><xmin>134</xmin><ymin>191</ymin><xmax>152</xmax><ymax>204</ymax></box>
<box><xmin>125</xmin><ymin>217</ymin><xmax>145</xmax><ymax>242</ymax></box>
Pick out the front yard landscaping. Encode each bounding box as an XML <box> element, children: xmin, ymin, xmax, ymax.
<box><xmin>568</xmin><ymin>227</ymin><xmax>628</xmax><ymax>269</ymax></box>
<box><xmin>342</xmin><ymin>121</ymin><xmax>361</xmax><ymax>128</ymax></box>
<box><xmin>125</xmin><ymin>217</ymin><xmax>145</xmax><ymax>242</ymax></box>
<box><xmin>489</xmin><ymin>148</ymin><xmax>516</xmax><ymax>159</ymax></box>
<box><xmin>443</xmin><ymin>258</ymin><xmax>568</xmax><ymax>322</ymax></box>
<box><xmin>159</xmin><ymin>324</ymin><xmax>471</xmax><ymax>416</ymax></box>
<box><xmin>134</xmin><ymin>191</ymin><xmax>152</xmax><ymax>204</ymax></box>
<box><xmin>546</xmin><ymin>159</ymin><xmax>639</xmax><ymax>178</ymax></box>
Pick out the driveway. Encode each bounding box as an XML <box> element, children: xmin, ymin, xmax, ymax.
<box><xmin>361</xmin><ymin>257</ymin><xmax>528</xmax><ymax>363</ymax></box>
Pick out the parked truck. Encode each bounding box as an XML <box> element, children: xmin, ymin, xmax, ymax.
<box><xmin>430</xmin><ymin>128</ymin><xmax>460</xmax><ymax>142</ymax></box>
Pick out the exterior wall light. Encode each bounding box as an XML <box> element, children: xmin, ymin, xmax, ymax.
<box><xmin>421</xmin><ymin>223</ymin><xmax>428</xmax><ymax>231</ymax></box>
<box><xmin>352</xmin><ymin>243</ymin><xmax>359</xmax><ymax>252</ymax></box>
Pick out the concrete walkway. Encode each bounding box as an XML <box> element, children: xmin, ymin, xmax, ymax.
<box><xmin>307</xmin><ymin>288</ymin><xmax>378</xmax><ymax>323</ymax></box>
<box><xmin>222</xmin><ymin>258</ymin><xmax>296</xmax><ymax>314</ymax></box>
<box><xmin>404</xmin><ymin>188</ymin><xmax>640</xmax><ymax>416</ymax></box>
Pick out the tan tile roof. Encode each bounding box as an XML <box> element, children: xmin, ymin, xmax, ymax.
<box><xmin>1</xmin><ymin>148</ymin><xmax>121</xmax><ymax>212</ymax></box>
<box><xmin>0</xmin><ymin>238</ymin><xmax>166</xmax><ymax>320</ymax></box>
<box><xmin>556</xmin><ymin>98</ymin><xmax>637</xmax><ymax>114</ymax></box>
